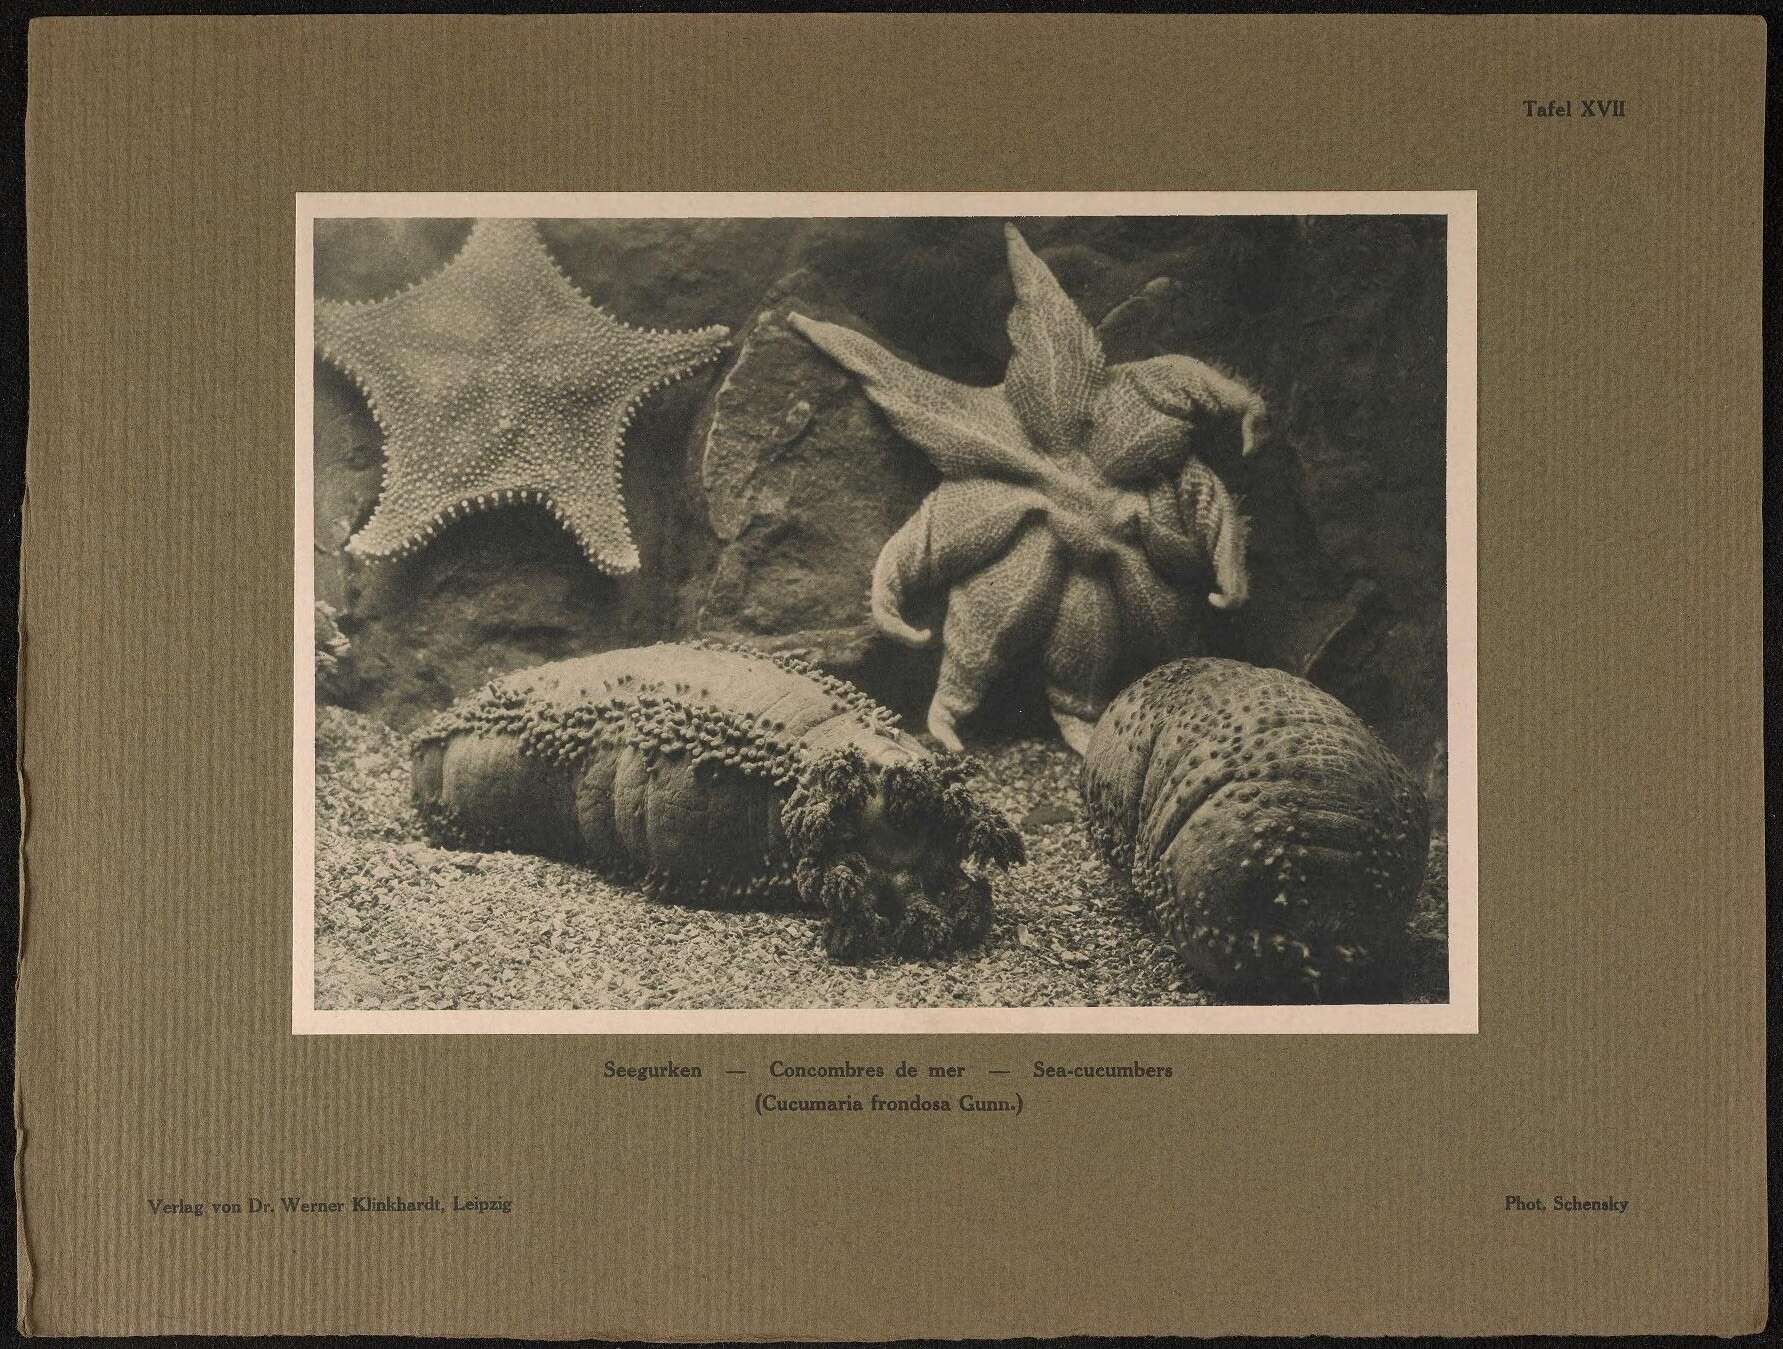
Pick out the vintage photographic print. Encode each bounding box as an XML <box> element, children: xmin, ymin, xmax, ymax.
<box><xmin>294</xmin><ymin>192</ymin><xmax>1476</xmax><ymax>1034</ymax></box>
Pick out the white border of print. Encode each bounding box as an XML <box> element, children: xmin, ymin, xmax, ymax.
<box><xmin>294</xmin><ymin>190</ymin><xmax>1478</xmax><ymax>1036</ymax></box>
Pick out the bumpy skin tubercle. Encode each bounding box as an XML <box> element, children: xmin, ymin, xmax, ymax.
<box><xmin>1081</xmin><ymin>659</ymin><xmax>1430</xmax><ymax>1003</ymax></box>
<box><xmin>410</xmin><ymin>642</ymin><xmax>1022</xmax><ymax>961</ymax></box>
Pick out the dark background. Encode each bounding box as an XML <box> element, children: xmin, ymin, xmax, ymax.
<box><xmin>313</xmin><ymin>213</ymin><xmax>1448</xmax><ymax>784</ymax></box>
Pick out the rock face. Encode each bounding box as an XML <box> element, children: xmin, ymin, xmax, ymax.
<box><xmin>693</xmin><ymin>286</ymin><xmax>936</xmax><ymax>711</ymax></box>
<box><xmin>312</xmin><ymin>215</ymin><xmax>1449</xmax><ymax>781</ymax></box>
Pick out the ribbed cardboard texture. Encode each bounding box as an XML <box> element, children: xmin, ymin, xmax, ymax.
<box><xmin>17</xmin><ymin>14</ymin><xmax>1766</xmax><ymax>1337</ymax></box>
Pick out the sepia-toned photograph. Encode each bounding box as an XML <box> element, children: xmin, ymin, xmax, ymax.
<box><xmin>295</xmin><ymin>193</ymin><xmax>1476</xmax><ymax>1032</ymax></box>
<box><xmin>23</xmin><ymin>10</ymin><xmax>1768</xmax><ymax>1338</ymax></box>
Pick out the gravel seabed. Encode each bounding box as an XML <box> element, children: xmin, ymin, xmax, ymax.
<box><xmin>314</xmin><ymin>705</ymin><xmax>1448</xmax><ymax>1010</ymax></box>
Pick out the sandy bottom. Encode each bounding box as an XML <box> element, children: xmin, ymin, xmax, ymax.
<box><xmin>312</xmin><ymin>706</ymin><xmax>1447</xmax><ymax>1011</ymax></box>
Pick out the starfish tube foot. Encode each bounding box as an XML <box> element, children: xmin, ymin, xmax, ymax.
<box><xmin>927</xmin><ymin>651</ymin><xmax>995</xmax><ymax>753</ymax></box>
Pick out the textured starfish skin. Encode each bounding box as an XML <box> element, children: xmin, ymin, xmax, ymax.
<box><xmin>792</xmin><ymin>224</ymin><xmax>1266</xmax><ymax>753</ymax></box>
<box><xmin>316</xmin><ymin>219</ymin><xmax>729</xmax><ymax>574</ymax></box>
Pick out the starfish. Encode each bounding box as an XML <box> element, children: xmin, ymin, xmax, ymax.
<box><xmin>792</xmin><ymin>224</ymin><xmax>1268</xmax><ymax>754</ymax></box>
<box><xmin>315</xmin><ymin>218</ymin><xmax>729</xmax><ymax>574</ymax></box>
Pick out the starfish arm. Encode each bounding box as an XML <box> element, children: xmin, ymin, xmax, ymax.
<box><xmin>314</xmin><ymin>217</ymin><xmax>727</xmax><ymax>574</ymax></box>
<box><xmin>788</xmin><ymin>314</ymin><xmax>1037</xmax><ymax>480</ymax></box>
<box><xmin>316</xmin><ymin>222</ymin><xmax>532</xmax><ymax>390</ymax></box>
<box><xmin>1041</xmin><ymin>564</ymin><xmax>1122</xmax><ymax>723</ymax></box>
<box><xmin>344</xmin><ymin>499</ymin><xmax>409</xmax><ymax>559</ymax></box>
<box><xmin>344</xmin><ymin>458</ymin><xmax>452</xmax><ymax>559</ymax></box>
<box><xmin>926</xmin><ymin>652</ymin><xmax>983</xmax><ymax>752</ymax></box>
<box><xmin>924</xmin><ymin>479</ymin><xmax>1054</xmax><ymax>580</ymax></box>
<box><xmin>871</xmin><ymin>502</ymin><xmax>941</xmax><ymax>648</ymax></box>
<box><xmin>313</xmin><ymin>299</ymin><xmax>373</xmax><ymax>369</ymax></box>
<box><xmin>1134</xmin><ymin>478</ymin><xmax>1208</xmax><ymax>583</ymax></box>
<box><xmin>1086</xmin><ymin>363</ymin><xmax>1198</xmax><ymax>484</ymax></box>
<box><xmin>615</xmin><ymin>323</ymin><xmax>733</xmax><ymax>394</ymax></box>
<box><xmin>475</xmin><ymin>219</ymin><xmax>732</xmax><ymax>397</ymax></box>
<box><xmin>1107</xmin><ymin>543</ymin><xmax>1202</xmax><ymax>664</ymax></box>
<box><xmin>1172</xmin><ymin>356</ymin><xmax>1268</xmax><ymax>454</ymax></box>
<box><xmin>315</xmin><ymin>298</ymin><xmax>476</xmax><ymax>430</ymax></box>
<box><xmin>871</xmin><ymin>480</ymin><xmax>1052</xmax><ymax>646</ymax></box>
<box><xmin>1177</xmin><ymin>459</ymin><xmax>1250</xmax><ymax>608</ymax></box>
<box><xmin>939</xmin><ymin>522</ymin><xmax>1067</xmax><ymax>683</ymax></box>
<box><xmin>545</xmin><ymin>404</ymin><xmax>643</xmax><ymax>575</ymax></box>
<box><xmin>1002</xmin><ymin>224</ymin><xmax>1107</xmax><ymax>458</ymax></box>
<box><xmin>1133</xmin><ymin>352</ymin><xmax>1268</xmax><ymax>452</ymax></box>
<box><xmin>1208</xmin><ymin>509</ymin><xmax>1250</xmax><ymax>609</ymax></box>
<box><xmin>1150</xmin><ymin>351</ymin><xmax>1264</xmax><ymax>420</ymax></box>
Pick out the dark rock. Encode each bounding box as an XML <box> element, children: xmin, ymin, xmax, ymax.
<box><xmin>311</xmin><ymin>218</ymin><xmax>473</xmax><ymax>301</ymax></box>
<box><xmin>1072</xmin><ymin>214</ymin><xmax>1449</xmax><ymax>771</ymax></box>
<box><xmin>314</xmin><ymin>601</ymin><xmax>354</xmax><ymax>704</ymax></box>
<box><xmin>312</xmin><ymin>215</ymin><xmax>1450</xmax><ymax>773</ymax></box>
<box><xmin>1423</xmin><ymin>737</ymin><xmax>1449</xmax><ymax>826</ymax></box>
<box><xmin>311</xmin><ymin>357</ymin><xmax>384</xmax><ymax>616</ymax></box>
<box><xmin>693</xmin><ymin>280</ymin><xmax>935</xmax><ymax>708</ymax></box>
<box><xmin>536</xmin><ymin>218</ymin><xmax>800</xmax><ymax>335</ymax></box>
<box><xmin>1408</xmin><ymin>831</ymin><xmax>1450</xmax><ymax>1001</ymax></box>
